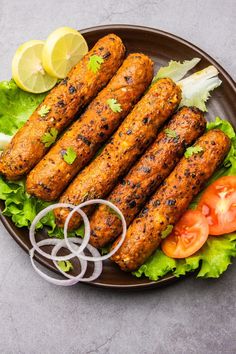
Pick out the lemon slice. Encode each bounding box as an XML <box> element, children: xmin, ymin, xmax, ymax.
<box><xmin>42</xmin><ymin>27</ymin><xmax>88</xmax><ymax>79</ymax></box>
<box><xmin>12</xmin><ymin>40</ymin><xmax>57</xmax><ymax>93</ymax></box>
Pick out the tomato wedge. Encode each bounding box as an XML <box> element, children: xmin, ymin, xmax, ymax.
<box><xmin>162</xmin><ymin>210</ymin><xmax>209</xmax><ymax>258</ymax></box>
<box><xmin>197</xmin><ymin>176</ymin><xmax>236</xmax><ymax>235</ymax></box>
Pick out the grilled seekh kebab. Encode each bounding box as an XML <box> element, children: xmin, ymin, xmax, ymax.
<box><xmin>0</xmin><ymin>34</ymin><xmax>125</xmax><ymax>180</ymax></box>
<box><xmin>111</xmin><ymin>129</ymin><xmax>231</xmax><ymax>271</ymax></box>
<box><xmin>55</xmin><ymin>78</ymin><xmax>182</xmax><ymax>229</ymax></box>
<box><xmin>89</xmin><ymin>106</ymin><xmax>206</xmax><ymax>248</ymax></box>
<box><xmin>26</xmin><ymin>53</ymin><xmax>154</xmax><ymax>200</ymax></box>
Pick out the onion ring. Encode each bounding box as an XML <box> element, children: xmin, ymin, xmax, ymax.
<box><xmin>29</xmin><ymin>203</ymin><xmax>90</xmax><ymax>261</ymax></box>
<box><xmin>29</xmin><ymin>199</ymin><xmax>127</xmax><ymax>286</ymax></box>
<box><xmin>51</xmin><ymin>238</ymin><xmax>102</xmax><ymax>281</ymax></box>
<box><xmin>63</xmin><ymin>199</ymin><xmax>127</xmax><ymax>261</ymax></box>
<box><xmin>30</xmin><ymin>239</ymin><xmax>87</xmax><ymax>286</ymax></box>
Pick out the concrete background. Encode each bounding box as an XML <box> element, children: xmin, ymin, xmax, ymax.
<box><xmin>0</xmin><ymin>0</ymin><xmax>235</xmax><ymax>353</ymax></box>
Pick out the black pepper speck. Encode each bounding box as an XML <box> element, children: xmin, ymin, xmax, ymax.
<box><xmin>153</xmin><ymin>200</ymin><xmax>160</xmax><ymax>207</ymax></box>
<box><xmin>57</xmin><ymin>100</ymin><xmax>65</xmax><ymax>107</ymax></box>
<box><xmin>166</xmin><ymin>199</ymin><xmax>176</xmax><ymax>206</ymax></box>
<box><xmin>128</xmin><ymin>200</ymin><xmax>136</xmax><ymax>209</ymax></box>
<box><xmin>69</xmin><ymin>86</ymin><xmax>76</xmax><ymax>94</ymax></box>
<box><xmin>142</xmin><ymin>117</ymin><xmax>149</xmax><ymax>124</ymax></box>
<box><xmin>102</xmin><ymin>124</ymin><xmax>109</xmax><ymax>130</ymax></box>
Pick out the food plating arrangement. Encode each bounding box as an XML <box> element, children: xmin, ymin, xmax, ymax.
<box><xmin>0</xmin><ymin>26</ymin><xmax>235</xmax><ymax>289</ymax></box>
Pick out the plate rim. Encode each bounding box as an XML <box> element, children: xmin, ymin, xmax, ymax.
<box><xmin>80</xmin><ymin>24</ymin><xmax>235</xmax><ymax>89</ymax></box>
<box><xmin>1</xmin><ymin>24</ymin><xmax>235</xmax><ymax>290</ymax></box>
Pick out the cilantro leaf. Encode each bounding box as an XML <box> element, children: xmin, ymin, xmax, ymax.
<box><xmin>62</xmin><ymin>147</ymin><xmax>77</xmax><ymax>164</ymax></box>
<box><xmin>100</xmin><ymin>244</ymin><xmax>111</xmax><ymax>255</ymax></box>
<box><xmin>107</xmin><ymin>98</ymin><xmax>122</xmax><ymax>113</ymax></box>
<box><xmin>88</xmin><ymin>55</ymin><xmax>104</xmax><ymax>73</ymax></box>
<box><xmin>184</xmin><ymin>145</ymin><xmax>203</xmax><ymax>158</ymax></box>
<box><xmin>161</xmin><ymin>225</ymin><xmax>174</xmax><ymax>239</ymax></box>
<box><xmin>41</xmin><ymin>128</ymin><xmax>58</xmax><ymax>147</ymax></box>
<box><xmin>38</xmin><ymin>105</ymin><xmax>51</xmax><ymax>117</ymax></box>
<box><xmin>164</xmin><ymin>129</ymin><xmax>178</xmax><ymax>139</ymax></box>
<box><xmin>57</xmin><ymin>260</ymin><xmax>73</xmax><ymax>272</ymax></box>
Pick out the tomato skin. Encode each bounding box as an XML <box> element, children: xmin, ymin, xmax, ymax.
<box><xmin>197</xmin><ymin>176</ymin><xmax>236</xmax><ymax>235</ymax></box>
<box><xmin>162</xmin><ymin>210</ymin><xmax>209</xmax><ymax>258</ymax></box>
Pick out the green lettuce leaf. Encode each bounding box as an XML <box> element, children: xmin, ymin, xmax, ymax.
<box><xmin>174</xmin><ymin>234</ymin><xmax>236</xmax><ymax>278</ymax></box>
<box><xmin>0</xmin><ymin>177</ymin><xmax>83</xmax><ymax>238</ymax></box>
<box><xmin>133</xmin><ymin>117</ymin><xmax>236</xmax><ymax>281</ymax></box>
<box><xmin>134</xmin><ymin>234</ymin><xmax>236</xmax><ymax>280</ymax></box>
<box><xmin>178</xmin><ymin>66</ymin><xmax>222</xmax><ymax>111</ymax></box>
<box><xmin>207</xmin><ymin>117</ymin><xmax>236</xmax><ymax>173</ymax></box>
<box><xmin>134</xmin><ymin>249</ymin><xmax>176</xmax><ymax>280</ymax></box>
<box><xmin>0</xmin><ymin>79</ymin><xmax>84</xmax><ymax>239</ymax></box>
<box><xmin>152</xmin><ymin>61</ymin><xmax>221</xmax><ymax>112</ymax></box>
<box><xmin>152</xmin><ymin>58</ymin><xmax>200</xmax><ymax>84</ymax></box>
<box><xmin>0</xmin><ymin>79</ymin><xmax>46</xmax><ymax>136</ymax></box>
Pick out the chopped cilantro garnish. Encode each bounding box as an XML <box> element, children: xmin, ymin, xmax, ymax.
<box><xmin>62</xmin><ymin>147</ymin><xmax>77</xmax><ymax>164</ymax></box>
<box><xmin>38</xmin><ymin>105</ymin><xmax>51</xmax><ymax>117</ymax></box>
<box><xmin>161</xmin><ymin>225</ymin><xmax>174</xmax><ymax>239</ymax></box>
<box><xmin>185</xmin><ymin>145</ymin><xmax>204</xmax><ymax>158</ymax></box>
<box><xmin>107</xmin><ymin>98</ymin><xmax>122</xmax><ymax>113</ymax></box>
<box><xmin>100</xmin><ymin>244</ymin><xmax>112</xmax><ymax>255</ymax></box>
<box><xmin>164</xmin><ymin>128</ymin><xmax>178</xmax><ymax>139</ymax></box>
<box><xmin>88</xmin><ymin>55</ymin><xmax>104</xmax><ymax>73</ymax></box>
<box><xmin>41</xmin><ymin>128</ymin><xmax>58</xmax><ymax>147</ymax></box>
<box><xmin>107</xmin><ymin>205</ymin><xmax>122</xmax><ymax>220</ymax></box>
<box><xmin>57</xmin><ymin>260</ymin><xmax>73</xmax><ymax>272</ymax></box>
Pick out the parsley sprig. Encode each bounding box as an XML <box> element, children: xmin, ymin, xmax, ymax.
<box><xmin>185</xmin><ymin>145</ymin><xmax>204</xmax><ymax>158</ymax></box>
<box><xmin>161</xmin><ymin>225</ymin><xmax>174</xmax><ymax>239</ymax></box>
<box><xmin>164</xmin><ymin>128</ymin><xmax>178</xmax><ymax>139</ymax></box>
<box><xmin>38</xmin><ymin>105</ymin><xmax>51</xmax><ymax>117</ymax></box>
<box><xmin>107</xmin><ymin>98</ymin><xmax>122</xmax><ymax>113</ymax></box>
<box><xmin>88</xmin><ymin>55</ymin><xmax>104</xmax><ymax>73</ymax></box>
<box><xmin>62</xmin><ymin>147</ymin><xmax>77</xmax><ymax>164</ymax></box>
<box><xmin>57</xmin><ymin>260</ymin><xmax>73</xmax><ymax>272</ymax></box>
<box><xmin>41</xmin><ymin>128</ymin><xmax>58</xmax><ymax>147</ymax></box>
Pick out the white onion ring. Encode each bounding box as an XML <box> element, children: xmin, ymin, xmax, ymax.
<box><xmin>79</xmin><ymin>243</ymin><xmax>103</xmax><ymax>282</ymax></box>
<box><xmin>51</xmin><ymin>238</ymin><xmax>102</xmax><ymax>282</ymax></box>
<box><xmin>30</xmin><ymin>239</ymin><xmax>88</xmax><ymax>286</ymax></box>
<box><xmin>63</xmin><ymin>199</ymin><xmax>127</xmax><ymax>261</ymax></box>
<box><xmin>51</xmin><ymin>238</ymin><xmax>87</xmax><ymax>278</ymax></box>
<box><xmin>29</xmin><ymin>203</ymin><xmax>90</xmax><ymax>261</ymax></box>
<box><xmin>29</xmin><ymin>199</ymin><xmax>127</xmax><ymax>286</ymax></box>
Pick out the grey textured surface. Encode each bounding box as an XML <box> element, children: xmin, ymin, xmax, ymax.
<box><xmin>0</xmin><ymin>0</ymin><xmax>235</xmax><ymax>353</ymax></box>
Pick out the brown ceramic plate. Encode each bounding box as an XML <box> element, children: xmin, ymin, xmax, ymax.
<box><xmin>0</xmin><ymin>25</ymin><xmax>235</xmax><ymax>290</ymax></box>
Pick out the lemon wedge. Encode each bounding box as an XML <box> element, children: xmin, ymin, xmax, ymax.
<box><xmin>12</xmin><ymin>40</ymin><xmax>57</xmax><ymax>93</ymax></box>
<box><xmin>42</xmin><ymin>27</ymin><xmax>88</xmax><ymax>79</ymax></box>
